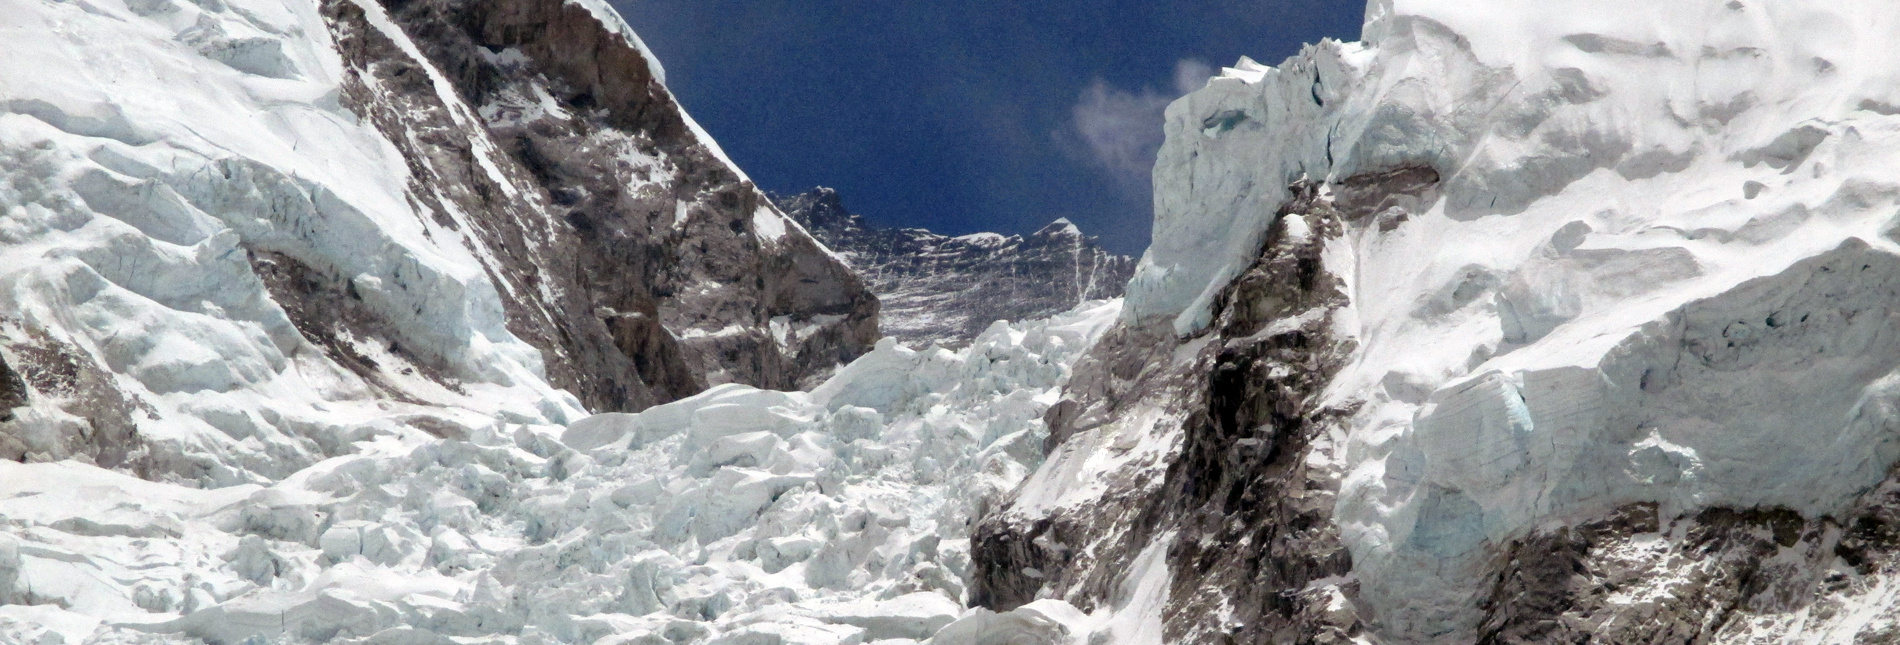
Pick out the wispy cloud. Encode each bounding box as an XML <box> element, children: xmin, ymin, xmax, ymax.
<box><xmin>1065</xmin><ymin>59</ymin><xmax>1214</xmax><ymax>194</ymax></box>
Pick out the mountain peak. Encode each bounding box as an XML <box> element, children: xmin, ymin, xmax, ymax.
<box><xmin>1034</xmin><ymin>217</ymin><xmax>1083</xmax><ymax>238</ymax></box>
<box><xmin>776</xmin><ymin>188</ymin><xmax>1134</xmax><ymax>347</ymax></box>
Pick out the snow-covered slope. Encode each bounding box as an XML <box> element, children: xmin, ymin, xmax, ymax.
<box><xmin>778</xmin><ymin>188</ymin><xmax>1135</xmax><ymax>348</ymax></box>
<box><xmin>0</xmin><ymin>0</ymin><xmax>876</xmax><ymax>487</ymax></box>
<box><xmin>977</xmin><ymin>0</ymin><xmax>1900</xmax><ymax>643</ymax></box>
<box><xmin>0</xmin><ymin>299</ymin><xmax>1119</xmax><ymax>645</ymax></box>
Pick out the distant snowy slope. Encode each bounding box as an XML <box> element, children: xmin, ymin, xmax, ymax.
<box><xmin>779</xmin><ymin>187</ymin><xmax>1134</xmax><ymax>348</ymax></box>
<box><xmin>978</xmin><ymin>0</ymin><xmax>1900</xmax><ymax>643</ymax></box>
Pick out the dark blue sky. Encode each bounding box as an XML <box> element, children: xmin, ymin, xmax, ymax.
<box><xmin>612</xmin><ymin>1</ymin><xmax>1366</xmax><ymax>254</ymax></box>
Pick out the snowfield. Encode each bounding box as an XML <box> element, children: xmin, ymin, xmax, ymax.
<box><xmin>0</xmin><ymin>300</ymin><xmax>1121</xmax><ymax>645</ymax></box>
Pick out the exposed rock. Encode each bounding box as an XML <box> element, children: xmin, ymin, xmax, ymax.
<box><xmin>970</xmin><ymin>1</ymin><xmax>1900</xmax><ymax>641</ymax></box>
<box><xmin>1474</xmin><ymin>499</ymin><xmax>1884</xmax><ymax>644</ymax></box>
<box><xmin>0</xmin><ymin>0</ymin><xmax>875</xmax><ymax>485</ymax></box>
<box><xmin>0</xmin><ymin>351</ymin><xmax>24</xmax><ymax>421</ymax></box>
<box><xmin>328</xmin><ymin>0</ymin><xmax>879</xmax><ymax>400</ymax></box>
<box><xmin>972</xmin><ymin>179</ymin><xmax>1363</xmax><ymax>643</ymax></box>
<box><xmin>0</xmin><ymin>327</ymin><xmax>147</xmax><ymax>472</ymax></box>
<box><xmin>777</xmin><ymin>187</ymin><xmax>1132</xmax><ymax>348</ymax></box>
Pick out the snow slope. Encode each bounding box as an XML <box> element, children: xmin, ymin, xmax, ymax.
<box><xmin>0</xmin><ymin>300</ymin><xmax>1120</xmax><ymax>645</ymax></box>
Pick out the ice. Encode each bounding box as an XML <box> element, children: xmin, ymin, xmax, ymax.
<box><xmin>1129</xmin><ymin>0</ymin><xmax>1900</xmax><ymax>337</ymax></box>
<box><xmin>1007</xmin><ymin>0</ymin><xmax>1900</xmax><ymax>640</ymax></box>
<box><xmin>0</xmin><ymin>0</ymin><xmax>590</xmax><ymax>484</ymax></box>
<box><xmin>28</xmin><ymin>0</ymin><xmax>1900</xmax><ymax>639</ymax></box>
<box><xmin>0</xmin><ymin>300</ymin><xmax>1121</xmax><ymax>644</ymax></box>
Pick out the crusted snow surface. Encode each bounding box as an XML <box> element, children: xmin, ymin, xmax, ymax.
<box><xmin>1118</xmin><ymin>0</ymin><xmax>1900</xmax><ymax>641</ymax></box>
<box><xmin>0</xmin><ymin>300</ymin><xmax>1121</xmax><ymax>645</ymax></box>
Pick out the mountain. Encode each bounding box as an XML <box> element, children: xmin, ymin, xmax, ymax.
<box><xmin>971</xmin><ymin>0</ymin><xmax>1900</xmax><ymax>642</ymax></box>
<box><xmin>776</xmin><ymin>187</ymin><xmax>1134</xmax><ymax>347</ymax></box>
<box><xmin>11</xmin><ymin>0</ymin><xmax>1900</xmax><ymax>643</ymax></box>
<box><xmin>0</xmin><ymin>0</ymin><xmax>875</xmax><ymax>484</ymax></box>
<box><xmin>0</xmin><ymin>0</ymin><xmax>1095</xmax><ymax>642</ymax></box>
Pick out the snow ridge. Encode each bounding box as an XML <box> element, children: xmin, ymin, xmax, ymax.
<box><xmin>778</xmin><ymin>187</ymin><xmax>1136</xmax><ymax>348</ymax></box>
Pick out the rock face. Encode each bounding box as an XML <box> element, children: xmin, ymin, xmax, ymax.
<box><xmin>972</xmin><ymin>1</ymin><xmax>1900</xmax><ymax>643</ymax></box>
<box><xmin>0</xmin><ymin>354</ymin><xmax>24</xmax><ymax>422</ymax></box>
<box><xmin>0</xmin><ymin>0</ymin><xmax>874</xmax><ymax>483</ymax></box>
<box><xmin>360</xmin><ymin>0</ymin><xmax>879</xmax><ymax>395</ymax></box>
<box><xmin>777</xmin><ymin>187</ymin><xmax>1133</xmax><ymax>347</ymax></box>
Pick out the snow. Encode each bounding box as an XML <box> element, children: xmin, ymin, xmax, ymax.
<box><xmin>1129</xmin><ymin>0</ymin><xmax>1900</xmax><ymax>337</ymax></box>
<box><xmin>17</xmin><ymin>0</ymin><xmax>1900</xmax><ymax>640</ymax></box>
<box><xmin>0</xmin><ymin>0</ymin><xmax>1135</xmax><ymax>643</ymax></box>
<box><xmin>0</xmin><ymin>299</ymin><xmax>1121</xmax><ymax>644</ymax></box>
<box><xmin>0</xmin><ymin>0</ymin><xmax>586</xmax><ymax>485</ymax></box>
<box><xmin>1110</xmin><ymin>0</ymin><xmax>1900</xmax><ymax>640</ymax></box>
<box><xmin>948</xmin><ymin>232</ymin><xmax>1006</xmax><ymax>246</ymax></box>
<box><xmin>752</xmin><ymin>205</ymin><xmax>788</xmax><ymax>243</ymax></box>
<box><xmin>940</xmin><ymin>530</ymin><xmax>1177</xmax><ymax>645</ymax></box>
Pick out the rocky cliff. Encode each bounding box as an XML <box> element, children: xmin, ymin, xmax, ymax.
<box><xmin>777</xmin><ymin>187</ymin><xmax>1133</xmax><ymax>348</ymax></box>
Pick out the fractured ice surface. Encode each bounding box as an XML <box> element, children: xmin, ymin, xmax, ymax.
<box><xmin>0</xmin><ymin>0</ymin><xmax>590</xmax><ymax>485</ymax></box>
<box><xmin>0</xmin><ymin>300</ymin><xmax>1121</xmax><ymax>644</ymax></box>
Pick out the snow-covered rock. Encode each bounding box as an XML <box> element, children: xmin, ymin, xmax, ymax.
<box><xmin>0</xmin><ymin>0</ymin><xmax>877</xmax><ymax>487</ymax></box>
<box><xmin>778</xmin><ymin>188</ymin><xmax>1134</xmax><ymax>348</ymax></box>
<box><xmin>979</xmin><ymin>0</ymin><xmax>1900</xmax><ymax>643</ymax></box>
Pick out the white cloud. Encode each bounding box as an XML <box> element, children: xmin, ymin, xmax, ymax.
<box><xmin>1173</xmin><ymin>58</ymin><xmax>1215</xmax><ymax>95</ymax></box>
<box><xmin>1068</xmin><ymin>59</ymin><xmax>1214</xmax><ymax>192</ymax></box>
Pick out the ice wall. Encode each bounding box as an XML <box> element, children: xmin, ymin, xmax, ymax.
<box><xmin>1130</xmin><ymin>0</ymin><xmax>1900</xmax><ymax>336</ymax></box>
<box><xmin>1117</xmin><ymin>0</ymin><xmax>1900</xmax><ymax>640</ymax></box>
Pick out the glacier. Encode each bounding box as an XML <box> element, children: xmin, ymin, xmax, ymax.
<box><xmin>13</xmin><ymin>0</ymin><xmax>1900</xmax><ymax>642</ymax></box>
<box><xmin>0</xmin><ymin>0</ymin><xmax>879</xmax><ymax>486</ymax></box>
<box><xmin>0</xmin><ymin>300</ymin><xmax>1120</xmax><ymax>644</ymax></box>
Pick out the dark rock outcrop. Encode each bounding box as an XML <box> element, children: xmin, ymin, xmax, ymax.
<box><xmin>971</xmin><ymin>179</ymin><xmax>1365</xmax><ymax>643</ymax></box>
<box><xmin>0</xmin><ymin>328</ymin><xmax>145</xmax><ymax>471</ymax></box>
<box><xmin>316</xmin><ymin>0</ymin><xmax>878</xmax><ymax>406</ymax></box>
<box><xmin>777</xmin><ymin>187</ymin><xmax>1133</xmax><ymax>348</ymax></box>
<box><xmin>0</xmin><ymin>352</ymin><xmax>23</xmax><ymax>422</ymax></box>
